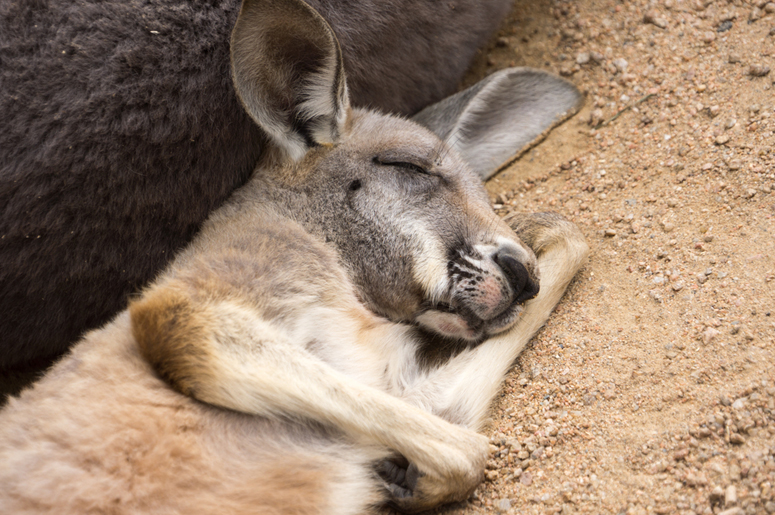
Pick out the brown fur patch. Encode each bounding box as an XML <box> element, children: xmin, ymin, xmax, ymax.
<box><xmin>129</xmin><ymin>284</ymin><xmax>216</xmax><ymax>398</ymax></box>
<box><xmin>224</xmin><ymin>456</ymin><xmax>332</xmax><ymax>515</ymax></box>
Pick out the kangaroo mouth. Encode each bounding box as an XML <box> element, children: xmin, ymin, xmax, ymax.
<box><xmin>415</xmin><ymin>298</ymin><xmax>525</xmax><ymax>342</ymax></box>
<box><xmin>413</xmin><ymin>247</ymin><xmax>540</xmax><ymax>342</ymax></box>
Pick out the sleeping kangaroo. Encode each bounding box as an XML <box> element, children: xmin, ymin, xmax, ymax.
<box><xmin>0</xmin><ymin>0</ymin><xmax>588</xmax><ymax>513</ymax></box>
<box><xmin>0</xmin><ymin>0</ymin><xmax>520</xmax><ymax>382</ymax></box>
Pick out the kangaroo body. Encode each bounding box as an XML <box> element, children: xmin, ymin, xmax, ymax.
<box><xmin>0</xmin><ymin>0</ymin><xmax>588</xmax><ymax>512</ymax></box>
<box><xmin>0</xmin><ymin>0</ymin><xmax>513</xmax><ymax>375</ymax></box>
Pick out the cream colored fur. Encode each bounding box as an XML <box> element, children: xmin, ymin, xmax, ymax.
<box><xmin>0</xmin><ymin>211</ymin><xmax>587</xmax><ymax>514</ymax></box>
<box><xmin>0</xmin><ymin>0</ymin><xmax>589</xmax><ymax>513</ymax></box>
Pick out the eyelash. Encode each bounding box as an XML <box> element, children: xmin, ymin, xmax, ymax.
<box><xmin>373</xmin><ymin>157</ymin><xmax>429</xmax><ymax>175</ymax></box>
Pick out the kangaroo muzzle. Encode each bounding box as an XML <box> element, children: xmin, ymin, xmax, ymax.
<box><xmin>415</xmin><ymin>238</ymin><xmax>539</xmax><ymax>342</ymax></box>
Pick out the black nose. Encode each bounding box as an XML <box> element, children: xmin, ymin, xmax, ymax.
<box><xmin>493</xmin><ymin>252</ymin><xmax>540</xmax><ymax>303</ymax></box>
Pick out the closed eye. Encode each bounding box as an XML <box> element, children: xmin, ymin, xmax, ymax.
<box><xmin>373</xmin><ymin>157</ymin><xmax>430</xmax><ymax>175</ymax></box>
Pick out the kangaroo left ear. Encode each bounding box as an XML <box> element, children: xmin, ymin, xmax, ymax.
<box><xmin>230</xmin><ymin>0</ymin><xmax>350</xmax><ymax>161</ymax></box>
<box><xmin>412</xmin><ymin>68</ymin><xmax>583</xmax><ymax>180</ymax></box>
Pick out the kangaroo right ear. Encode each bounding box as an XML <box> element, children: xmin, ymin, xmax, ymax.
<box><xmin>412</xmin><ymin>68</ymin><xmax>583</xmax><ymax>181</ymax></box>
<box><xmin>230</xmin><ymin>0</ymin><xmax>350</xmax><ymax>161</ymax></box>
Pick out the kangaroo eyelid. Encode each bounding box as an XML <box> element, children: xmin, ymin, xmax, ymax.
<box><xmin>373</xmin><ymin>157</ymin><xmax>430</xmax><ymax>175</ymax></box>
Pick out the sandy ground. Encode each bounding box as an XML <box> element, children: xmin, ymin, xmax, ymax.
<box><xmin>429</xmin><ymin>0</ymin><xmax>775</xmax><ymax>514</ymax></box>
<box><xmin>2</xmin><ymin>1</ymin><xmax>771</xmax><ymax>513</ymax></box>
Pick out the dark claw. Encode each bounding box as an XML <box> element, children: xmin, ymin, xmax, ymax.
<box><xmin>380</xmin><ymin>460</ymin><xmax>407</xmax><ymax>486</ymax></box>
<box><xmin>378</xmin><ymin>458</ymin><xmax>432</xmax><ymax>512</ymax></box>
<box><xmin>405</xmin><ymin>463</ymin><xmax>421</xmax><ymax>491</ymax></box>
<box><xmin>387</xmin><ymin>483</ymin><xmax>413</xmax><ymax>499</ymax></box>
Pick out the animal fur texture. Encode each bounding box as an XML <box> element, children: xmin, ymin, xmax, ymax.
<box><xmin>0</xmin><ymin>0</ymin><xmax>588</xmax><ymax>512</ymax></box>
<box><xmin>0</xmin><ymin>0</ymin><xmax>512</xmax><ymax>375</ymax></box>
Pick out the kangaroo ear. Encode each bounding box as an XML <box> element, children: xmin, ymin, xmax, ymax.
<box><xmin>230</xmin><ymin>0</ymin><xmax>350</xmax><ymax>161</ymax></box>
<box><xmin>412</xmin><ymin>68</ymin><xmax>583</xmax><ymax>180</ymax></box>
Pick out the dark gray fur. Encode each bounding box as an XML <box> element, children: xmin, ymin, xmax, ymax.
<box><xmin>0</xmin><ymin>0</ymin><xmax>511</xmax><ymax>376</ymax></box>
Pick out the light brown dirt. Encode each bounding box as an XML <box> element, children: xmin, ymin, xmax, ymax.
<box><xmin>440</xmin><ymin>0</ymin><xmax>775</xmax><ymax>514</ymax></box>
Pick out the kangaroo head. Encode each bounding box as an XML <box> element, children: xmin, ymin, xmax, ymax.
<box><xmin>277</xmin><ymin>113</ymin><xmax>540</xmax><ymax>342</ymax></box>
<box><xmin>230</xmin><ymin>0</ymin><xmax>572</xmax><ymax>343</ymax></box>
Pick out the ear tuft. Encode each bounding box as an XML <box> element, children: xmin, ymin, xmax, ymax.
<box><xmin>230</xmin><ymin>0</ymin><xmax>350</xmax><ymax>161</ymax></box>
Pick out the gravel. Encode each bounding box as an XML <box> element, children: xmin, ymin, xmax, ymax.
<box><xmin>442</xmin><ymin>0</ymin><xmax>775</xmax><ymax>513</ymax></box>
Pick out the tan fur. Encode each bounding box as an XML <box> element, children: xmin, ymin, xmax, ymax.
<box><xmin>0</xmin><ymin>212</ymin><xmax>587</xmax><ymax>514</ymax></box>
<box><xmin>0</xmin><ymin>314</ymin><xmax>384</xmax><ymax>515</ymax></box>
<box><xmin>0</xmin><ymin>1</ymin><xmax>588</xmax><ymax>513</ymax></box>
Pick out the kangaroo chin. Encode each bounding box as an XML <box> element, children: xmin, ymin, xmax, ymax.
<box><xmin>415</xmin><ymin>285</ymin><xmax>532</xmax><ymax>343</ymax></box>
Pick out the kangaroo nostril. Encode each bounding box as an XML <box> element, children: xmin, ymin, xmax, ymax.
<box><xmin>493</xmin><ymin>252</ymin><xmax>540</xmax><ymax>303</ymax></box>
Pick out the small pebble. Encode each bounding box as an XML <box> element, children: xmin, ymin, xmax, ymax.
<box><xmin>730</xmin><ymin>464</ymin><xmax>741</xmax><ymax>481</ymax></box>
<box><xmin>701</xmin><ymin>31</ymin><xmax>717</xmax><ymax>43</ymax></box>
<box><xmin>749</xmin><ymin>64</ymin><xmax>771</xmax><ymax>77</ymax></box>
<box><xmin>703</xmin><ymin>327</ymin><xmax>720</xmax><ymax>343</ymax></box>
<box><xmin>496</xmin><ymin>498</ymin><xmax>511</xmax><ymax>512</ymax></box>
<box><xmin>576</xmin><ymin>51</ymin><xmax>590</xmax><ymax>65</ymax></box>
<box><xmin>644</xmin><ymin>11</ymin><xmax>668</xmax><ymax>28</ymax></box>
<box><xmin>589</xmin><ymin>108</ymin><xmax>604</xmax><ymax>126</ymax></box>
<box><xmin>710</xmin><ymin>486</ymin><xmax>725</xmax><ymax>502</ymax></box>
<box><xmin>715</xmin><ymin>134</ymin><xmax>730</xmax><ymax>145</ymax></box>
<box><xmin>725</xmin><ymin>485</ymin><xmax>738</xmax><ymax>506</ymax></box>
<box><xmin>613</xmin><ymin>58</ymin><xmax>628</xmax><ymax>72</ymax></box>
<box><xmin>724</xmin><ymin>118</ymin><xmax>737</xmax><ymax>130</ymax></box>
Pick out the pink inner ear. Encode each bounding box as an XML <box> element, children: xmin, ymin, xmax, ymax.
<box><xmin>415</xmin><ymin>310</ymin><xmax>476</xmax><ymax>341</ymax></box>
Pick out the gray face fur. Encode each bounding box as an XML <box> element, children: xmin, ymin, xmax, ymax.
<box><xmin>252</xmin><ymin>111</ymin><xmax>540</xmax><ymax>343</ymax></box>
